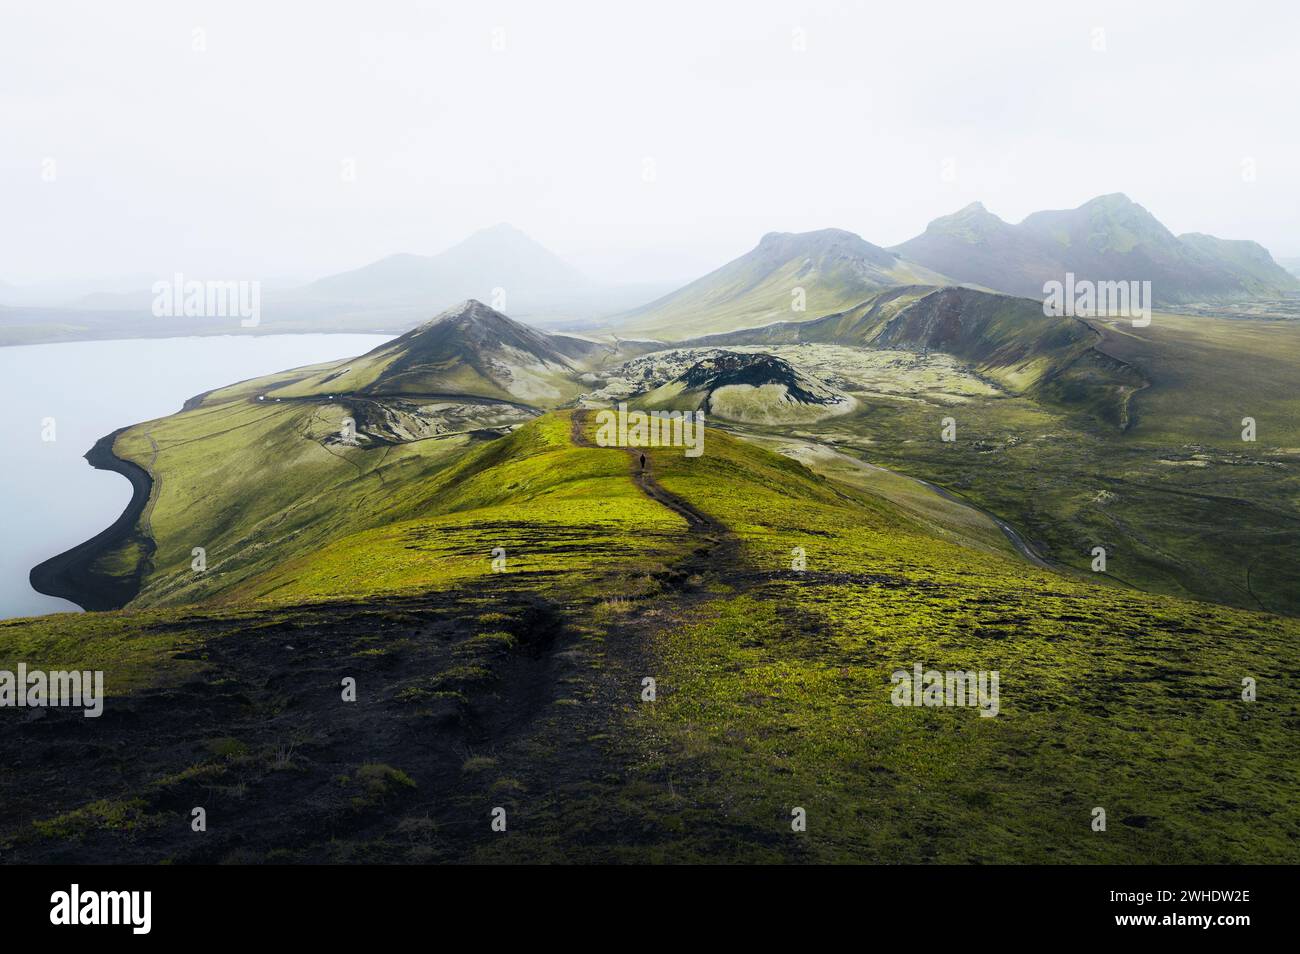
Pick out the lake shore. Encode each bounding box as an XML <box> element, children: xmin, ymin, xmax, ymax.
<box><xmin>0</xmin><ymin>334</ymin><xmax>393</xmax><ymax>618</ymax></box>
<box><xmin>28</xmin><ymin>428</ymin><xmax>154</xmax><ymax>611</ymax></box>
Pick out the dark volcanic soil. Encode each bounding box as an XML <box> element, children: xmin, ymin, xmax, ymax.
<box><xmin>28</xmin><ymin>428</ymin><xmax>153</xmax><ymax>612</ymax></box>
<box><xmin>2</xmin><ymin>413</ymin><xmax>747</xmax><ymax>863</ymax></box>
<box><xmin>0</xmin><ymin>580</ymin><xmax>590</xmax><ymax>863</ymax></box>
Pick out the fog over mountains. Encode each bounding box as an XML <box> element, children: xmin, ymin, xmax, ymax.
<box><xmin>892</xmin><ymin>193</ymin><xmax>1299</xmax><ymax>305</ymax></box>
<box><xmin>606</xmin><ymin>194</ymin><xmax>1297</xmax><ymax>339</ymax></box>
<box><xmin>300</xmin><ymin>224</ymin><xmax>591</xmax><ymax>307</ymax></box>
<box><xmin>1</xmin><ymin>193</ymin><xmax>1295</xmax><ymax>347</ymax></box>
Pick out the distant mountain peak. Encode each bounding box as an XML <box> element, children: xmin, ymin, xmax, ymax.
<box><xmin>300</xmin><ymin>298</ymin><xmax>588</xmax><ymax>405</ymax></box>
<box><xmin>615</xmin><ymin>227</ymin><xmax>954</xmax><ymax>339</ymax></box>
<box><xmin>301</xmin><ymin>225</ymin><xmax>587</xmax><ymax>309</ymax></box>
<box><xmin>1029</xmin><ymin>192</ymin><xmax>1153</xmax><ymax>224</ymax></box>
<box><xmin>1082</xmin><ymin>193</ymin><xmax>1161</xmax><ymax>226</ymax></box>
<box><xmin>476</xmin><ymin>221</ymin><xmax>526</xmax><ymax>235</ymax></box>
<box><xmin>753</xmin><ymin>228</ymin><xmax>898</xmax><ymax>270</ymax></box>
<box><xmin>758</xmin><ymin>227</ymin><xmax>882</xmax><ymax>250</ymax></box>
<box><xmin>460</xmin><ymin>222</ymin><xmax>542</xmax><ymax>245</ymax></box>
<box><xmin>925</xmin><ymin>201</ymin><xmax>1009</xmax><ymax>238</ymax></box>
<box><xmin>895</xmin><ymin>193</ymin><xmax>1298</xmax><ymax>304</ymax></box>
<box><xmin>760</xmin><ymin>226</ymin><xmax>861</xmax><ymax>243</ymax></box>
<box><xmin>401</xmin><ymin>299</ymin><xmax>547</xmax><ymax>348</ymax></box>
<box><xmin>1082</xmin><ymin>192</ymin><xmax>1136</xmax><ymax>208</ymax></box>
<box><xmin>421</xmin><ymin>298</ymin><xmax>504</xmax><ymax>327</ymax></box>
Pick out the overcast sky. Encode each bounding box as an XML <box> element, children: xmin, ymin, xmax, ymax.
<box><xmin>3</xmin><ymin>0</ymin><xmax>1297</xmax><ymax>286</ymax></box>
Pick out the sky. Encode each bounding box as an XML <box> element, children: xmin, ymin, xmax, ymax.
<box><xmin>3</xmin><ymin>0</ymin><xmax>1298</xmax><ymax>287</ymax></box>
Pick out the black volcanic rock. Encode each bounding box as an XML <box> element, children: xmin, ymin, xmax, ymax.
<box><xmin>677</xmin><ymin>351</ymin><xmax>830</xmax><ymax>405</ymax></box>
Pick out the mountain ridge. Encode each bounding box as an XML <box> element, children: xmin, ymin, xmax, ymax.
<box><xmin>686</xmin><ymin>284</ymin><xmax>1148</xmax><ymax>427</ymax></box>
<box><xmin>894</xmin><ymin>194</ymin><xmax>1298</xmax><ymax>304</ymax></box>
<box><xmin>301</xmin><ymin>223</ymin><xmax>592</xmax><ymax>307</ymax></box>
<box><xmin>610</xmin><ymin>228</ymin><xmax>957</xmax><ymax>339</ymax></box>
<box><xmin>264</xmin><ymin>299</ymin><xmax>595</xmax><ymax>405</ymax></box>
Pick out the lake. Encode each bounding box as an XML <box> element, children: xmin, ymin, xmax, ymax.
<box><xmin>0</xmin><ymin>334</ymin><xmax>392</xmax><ymax>619</ymax></box>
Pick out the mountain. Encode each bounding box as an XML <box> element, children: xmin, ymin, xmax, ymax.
<box><xmin>300</xmin><ymin>223</ymin><xmax>592</xmax><ymax>310</ymax></box>
<box><xmin>29</xmin><ymin>300</ymin><xmax>598</xmax><ymax>611</ymax></box>
<box><xmin>635</xmin><ymin>350</ymin><xmax>855</xmax><ymax>424</ymax></box>
<box><xmin>611</xmin><ymin>228</ymin><xmax>955</xmax><ymax>339</ymax></box>
<box><xmin>1280</xmin><ymin>257</ymin><xmax>1300</xmax><ymax>279</ymax></box>
<box><xmin>887</xmin><ymin>202</ymin><xmax>1064</xmax><ymax>300</ymax></box>
<box><xmin>273</xmin><ymin>299</ymin><xmax>596</xmax><ymax>405</ymax></box>
<box><xmin>692</xmin><ymin>285</ymin><xmax>1090</xmax><ymax>376</ymax></box>
<box><xmin>0</xmin><ymin>236</ymin><xmax>669</xmax><ymax>344</ymax></box>
<box><xmin>894</xmin><ymin>194</ymin><xmax>1299</xmax><ymax>305</ymax></box>
<box><xmin>1016</xmin><ymin>194</ymin><xmax>1287</xmax><ymax>302</ymax></box>
<box><xmin>691</xmin><ymin>285</ymin><xmax>1148</xmax><ymax>427</ymax></box>
<box><xmin>1177</xmin><ymin>234</ymin><xmax>1300</xmax><ymax>295</ymax></box>
<box><xmin>0</xmin><ymin>274</ymin><xmax>160</xmax><ymax>308</ymax></box>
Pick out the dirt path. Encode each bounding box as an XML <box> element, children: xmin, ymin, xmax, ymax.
<box><xmin>566</xmin><ymin>406</ymin><xmax>751</xmax><ymax>621</ymax></box>
<box><xmin>569</xmin><ymin>409</ymin><xmax>721</xmax><ymax>536</ymax></box>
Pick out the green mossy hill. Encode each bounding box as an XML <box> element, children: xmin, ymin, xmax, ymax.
<box><xmin>693</xmin><ymin>284</ymin><xmax>1146</xmax><ymax>410</ymax></box>
<box><xmin>268</xmin><ymin>299</ymin><xmax>586</xmax><ymax>406</ymax></box>
<box><xmin>612</xmin><ymin>229</ymin><xmax>954</xmax><ymax>340</ymax></box>
<box><xmin>106</xmin><ymin>396</ymin><xmax>476</xmax><ymax>607</ymax></box>
<box><xmin>228</xmin><ymin>415</ymin><xmax>688</xmax><ymax>604</ymax></box>
<box><xmin>608</xmin><ymin>424</ymin><xmax>1300</xmax><ymax>863</ymax></box>
<box><xmin>4</xmin><ymin>411</ymin><xmax>1295</xmax><ymax>863</ymax></box>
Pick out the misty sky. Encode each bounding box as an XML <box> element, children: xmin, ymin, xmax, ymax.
<box><xmin>3</xmin><ymin>0</ymin><xmax>1297</xmax><ymax>287</ymax></box>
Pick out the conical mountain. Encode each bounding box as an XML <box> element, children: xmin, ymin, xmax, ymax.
<box><xmin>301</xmin><ymin>223</ymin><xmax>591</xmax><ymax>307</ymax></box>
<box><xmin>274</xmin><ymin>299</ymin><xmax>589</xmax><ymax>405</ymax></box>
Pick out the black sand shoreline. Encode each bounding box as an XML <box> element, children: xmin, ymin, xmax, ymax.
<box><xmin>28</xmin><ymin>428</ymin><xmax>154</xmax><ymax>612</ymax></box>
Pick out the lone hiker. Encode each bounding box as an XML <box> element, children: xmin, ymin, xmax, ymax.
<box><xmin>640</xmin><ymin>453</ymin><xmax>646</xmax><ymax>472</ymax></box>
